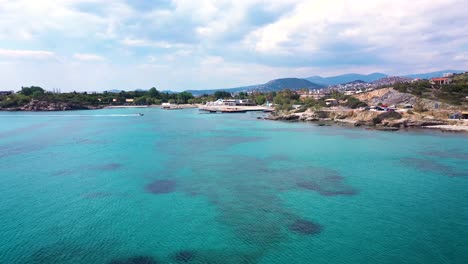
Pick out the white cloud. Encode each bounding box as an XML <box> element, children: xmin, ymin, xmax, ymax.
<box><xmin>73</xmin><ymin>53</ymin><xmax>106</xmax><ymax>61</ymax></box>
<box><xmin>0</xmin><ymin>48</ymin><xmax>56</xmax><ymax>59</ymax></box>
<box><xmin>0</xmin><ymin>0</ymin><xmax>466</xmax><ymax>91</ymax></box>
<box><xmin>243</xmin><ymin>0</ymin><xmax>468</xmax><ymax>58</ymax></box>
<box><xmin>121</xmin><ymin>38</ymin><xmax>187</xmax><ymax>49</ymax></box>
<box><xmin>201</xmin><ymin>56</ymin><xmax>224</xmax><ymax>65</ymax></box>
<box><xmin>0</xmin><ymin>57</ymin><xmax>383</xmax><ymax>92</ymax></box>
<box><xmin>0</xmin><ymin>0</ymin><xmax>108</xmax><ymax>40</ymax></box>
<box><xmin>454</xmin><ymin>53</ymin><xmax>468</xmax><ymax>61</ymax></box>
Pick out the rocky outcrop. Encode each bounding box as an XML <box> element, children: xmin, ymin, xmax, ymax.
<box><xmin>266</xmin><ymin>114</ymin><xmax>300</xmax><ymax>121</ymax></box>
<box><xmin>372</xmin><ymin>111</ymin><xmax>402</xmax><ymax>125</ymax></box>
<box><xmin>267</xmin><ymin>108</ymin><xmax>451</xmax><ymax>131</ymax></box>
<box><xmin>18</xmin><ymin>100</ymin><xmax>100</xmax><ymax>111</ymax></box>
<box><xmin>354</xmin><ymin>120</ymin><xmax>374</xmax><ymax>127</ymax></box>
<box><xmin>405</xmin><ymin>119</ymin><xmax>446</xmax><ymax>127</ymax></box>
<box><xmin>354</xmin><ymin>88</ymin><xmax>416</xmax><ymax>106</ymax></box>
<box><xmin>353</xmin><ymin>87</ymin><xmax>459</xmax><ymax>110</ymax></box>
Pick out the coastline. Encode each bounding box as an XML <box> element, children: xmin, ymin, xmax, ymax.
<box><xmin>0</xmin><ymin>99</ymin><xmax>103</xmax><ymax>111</ymax></box>
<box><xmin>421</xmin><ymin>124</ymin><xmax>468</xmax><ymax>132</ymax></box>
<box><xmin>263</xmin><ymin>115</ymin><xmax>468</xmax><ymax>134</ymax></box>
<box><xmin>2</xmin><ymin>103</ymin><xmax>467</xmax><ymax>134</ymax></box>
<box><xmin>104</xmin><ymin>105</ymin><xmax>151</xmax><ymax>109</ymax></box>
<box><xmin>262</xmin><ymin>109</ymin><xmax>468</xmax><ymax>133</ymax></box>
<box><xmin>105</xmin><ymin>104</ymin><xmax>200</xmax><ymax>109</ymax></box>
<box><xmin>0</xmin><ymin>103</ymin><xmax>199</xmax><ymax>111</ymax></box>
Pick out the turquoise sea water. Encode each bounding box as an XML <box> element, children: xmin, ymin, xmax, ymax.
<box><xmin>0</xmin><ymin>108</ymin><xmax>467</xmax><ymax>264</ymax></box>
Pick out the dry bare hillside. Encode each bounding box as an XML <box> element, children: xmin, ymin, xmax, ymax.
<box><xmin>354</xmin><ymin>88</ymin><xmax>461</xmax><ymax>110</ymax></box>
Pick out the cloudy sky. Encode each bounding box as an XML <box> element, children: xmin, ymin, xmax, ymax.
<box><xmin>0</xmin><ymin>0</ymin><xmax>467</xmax><ymax>91</ymax></box>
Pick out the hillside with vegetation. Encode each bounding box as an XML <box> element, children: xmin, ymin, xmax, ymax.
<box><xmin>393</xmin><ymin>73</ymin><xmax>468</xmax><ymax>106</ymax></box>
<box><xmin>253</xmin><ymin>78</ymin><xmax>323</xmax><ymax>92</ymax></box>
<box><xmin>0</xmin><ymin>86</ymin><xmax>195</xmax><ymax>111</ymax></box>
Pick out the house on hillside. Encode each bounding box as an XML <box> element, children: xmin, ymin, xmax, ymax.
<box><xmin>312</xmin><ymin>92</ymin><xmax>326</xmax><ymax>100</ymax></box>
<box><xmin>296</xmin><ymin>90</ymin><xmax>311</xmax><ymax>96</ymax></box>
<box><xmin>430</xmin><ymin>77</ymin><xmax>451</xmax><ymax>85</ymax></box>
<box><xmin>325</xmin><ymin>98</ymin><xmax>338</xmax><ymax>106</ymax></box>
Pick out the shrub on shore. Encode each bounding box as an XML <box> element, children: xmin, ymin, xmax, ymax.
<box><xmin>345</xmin><ymin>96</ymin><xmax>368</xmax><ymax>109</ymax></box>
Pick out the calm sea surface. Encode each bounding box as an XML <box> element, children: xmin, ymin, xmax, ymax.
<box><xmin>0</xmin><ymin>108</ymin><xmax>467</xmax><ymax>264</ymax></box>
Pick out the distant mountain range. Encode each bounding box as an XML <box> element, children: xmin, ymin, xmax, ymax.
<box><xmin>105</xmin><ymin>89</ymin><xmax>123</xmax><ymax>93</ymax></box>
<box><xmin>187</xmin><ymin>69</ymin><xmax>464</xmax><ymax>95</ymax></box>
<box><xmin>306</xmin><ymin>73</ymin><xmax>388</xmax><ymax>86</ymax></box>
<box><xmin>105</xmin><ymin>89</ymin><xmax>175</xmax><ymax>94</ymax></box>
<box><xmin>343</xmin><ymin>80</ymin><xmax>367</xmax><ymax>85</ymax></box>
<box><xmin>185</xmin><ymin>85</ymin><xmax>258</xmax><ymax>96</ymax></box>
<box><xmin>402</xmin><ymin>70</ymin><xmax>464</xmax><ymax>79</ymax></box>
<box><xmin>186</xmin><ymin>78</ymin><xmax>323</xmax><ymax>96</ymax></box>
<box><xmin>305</xmin><ymin>70</ymin><xmax>465</xmax><ymax>86</ymax></box>
<box><xmin>105</xmin><ymin>69</ymin><xmax>464</xmax><ymax>95</ymax></box>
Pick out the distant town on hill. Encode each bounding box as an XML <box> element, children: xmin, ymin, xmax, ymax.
<box><xmin>183</xmin><ymin>70</ymin><xmax>465</xmax><ymax>96</ymax></box>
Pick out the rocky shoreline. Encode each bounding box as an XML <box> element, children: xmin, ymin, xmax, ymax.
<box><xmin>1</xmin><ymin>100</ymin><xmax>102</xmax><ymax>111</ymax></box>
<box><xmin>263</xmin><ymin>109</ymin><xmax>468</xmax><ymax>133</ymax></box>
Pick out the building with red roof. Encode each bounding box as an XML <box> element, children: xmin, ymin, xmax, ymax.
<box><xmin>430</xmin><ymin>77</ymin><xmax>451</xmax><ymax>85</ymax></box>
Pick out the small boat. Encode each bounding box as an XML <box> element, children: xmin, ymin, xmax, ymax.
<box><xmin>138</xmin><ymin>113</ymin><xmax>144</xmax><ymax>116</ymax></box>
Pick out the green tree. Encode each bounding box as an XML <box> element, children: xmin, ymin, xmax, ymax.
<box><xmin>214</xmin><ymin>90</ymin><xmax>232</xmax><ymax>99</ymax></box>
<box><xmin>254</xmin><ymin>95</ymin><xmax>266</xmax><ymax>105</ymax></box>
<box><xmin>273</xmin><ymin>89</ymin><xmax>299</xmax><ymax>105</ymax></box>
<box><xmin>176</xmin><ymin>91</ymin><xmax>194</xmax><ymax>104</ymax></box>
<box><xmin>148</xmin><ymin>87</ymin><xmax>160</xmax><ymax>98</ymax></box>
<box><xmin>345</xmin><ymin>97</ymin><xmax>367</xmax><ymax>109</ymax></box>
<box><xmin>236</xmin><ymin>92</ymin><xmax>248</xmax><ymax>99</ymax></box>
<box><xmin>20</xmin><ymin>86</ymin><xmax>45</xmax><ymax>96</ymax></box>
<box><xmin>135</xmin><ymin>97</ymin><xmax>148</xmax><ymax>105</ymax></box>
